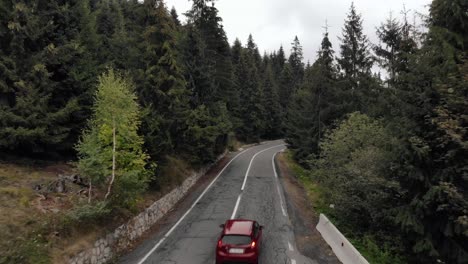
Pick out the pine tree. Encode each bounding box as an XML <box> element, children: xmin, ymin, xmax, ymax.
<box><xmin>375</xmin><ymin>13</ymin><xmax>401</xmax><ymax>87</ymax></box>
<box><xmin>94</xmin><ymin>0</ymin><xmax>129</xmax><ymax>70</ymax></box>
<box><xmin>170</xmin><ymin>6</ymin><xmax>181</xmax><ymax>27</ymax></box>
<box><xmin>261</xmin><ymin>63</ymin><xmax>282</xmax><ymax>139</ymax></box>
<box><xmin>138</xmin><ymin>0</ymin><xmax>190</xmax><ymax>160</ymax></box>
<box><xmin>285</xmin><ymin>80</ymin><xmax>316</xmax><ymax>164</ymax></box>
<box><xmin>337</xmin><ymin>3</ymin><xmax>373</xmax><ymax>94</ymax></box>
<box><xmin>0</xmin><ymin>1</ymin><xmax>98</xmax><ymax>156</ymax></box>
<box><xmin>247</xmin><ymin>34</ymin><xmax>263</xmax><ymax>72</ymax></box>
<box><xmin>182</xmin><ymin>24</ymin><xmax>214</xmax><ymax>106</ymax></box>
<box><xmin>187</xmin><ymin>0</ymin><xmax>235</xmax><ymax>107</ymax></box>
<box><xmin>393</xmin><ymin>0</ymin><xmax>468</xmax><ymax>262</ymax></box>
<box><xmin>76</xmin><ymin>70</ymin><xmax>150</xmax><ymax>207</ymax></box>
<box><xmin>288</xmin><ymin>36</ymin><xmax>304</xmax><ymax>89</ymax></box>
<box><xmin>230</xmin><ymin>38</ymin><xmax>245</xmax><ymax>129</ymax></box>
<box><xmin>271</xmin><ymin>45</ymin><xmax>286</xmax><ymax>78</ymax></box>
<box><xmin>278</xmin><ymin>63</ymin><xmax>294</xmax><ymax>111</ymax></box>
<box><xmin>286</xmin><ymin>31</ymin><xmax>343</xmax><ymax>163</ymax></box>
<box><xmin>236</xmin><ymin>45</ymin><xmax>264</xmax><ymax>142</ymax></box>
<box><xmin>183</xmin><ymin>0</ymin><xmax>234</xmax><ymax>158</ymax></box>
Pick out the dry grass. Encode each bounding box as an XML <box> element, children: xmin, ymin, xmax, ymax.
<box><xmin>0</xmin><ymin>155</ymin><xmax>203</xmax><ymax>263</ymax></box>
<box><xmin>50</xmin><ymin>229</ymin><xmax>101</xmax><ymax>264</ymax></box>
<box><xmin>157</xmin><ymin>156</ymin><xmax>193</xmax><ymax>191</ymax></box>
<box><xmin>0</xmin><ymin>162</ymin><xmax>76</xmax><ymax>263</ymax></box>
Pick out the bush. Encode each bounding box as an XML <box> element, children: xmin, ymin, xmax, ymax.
<box><xmin>66</xmin><ymin>201</ymin><xmax>112</xmax><ymax>226</ymax></box>
<box><xmin>312</xmin><ymin>113</ymin><xmax>402</xmax><ymax>230</ymax></box>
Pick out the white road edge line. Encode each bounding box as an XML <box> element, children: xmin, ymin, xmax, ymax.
<box><xmin>240</xmin><ymin>144</ymin><xmax>285</xmax><ymax>191</ymax></box>
<box><xmin>291</xmin><ymin>259</ymin><xmax>297</xmax><ymax>264</ymax></box>
<box><xmin>137</xmin><ymin>148</ymin><xmax>250</xmax><ymax>264</ymax></box>
<box><xmin>288</xmin><ymin>241</ymin><xmax>294</xmax><ymax>251</ymax></box>
<box><xmin>272</xmin><ymin>150</ymin><xmax>287</xmax><ymax>217</ymax></box>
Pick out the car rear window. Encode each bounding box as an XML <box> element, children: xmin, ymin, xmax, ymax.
<box><xmin>221</xmin><ymin>235</ymin><xmax>251</xmax><ymax>245</ymax></box>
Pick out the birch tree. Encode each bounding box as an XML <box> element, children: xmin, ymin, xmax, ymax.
<box><xmin>76</xmin><ymin>69</ymin><xmax>151</xmax><ymax>207</ymax></box>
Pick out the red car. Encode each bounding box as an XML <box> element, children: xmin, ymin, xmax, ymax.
<box><xmin>216</xmin><ymin>219</ymin><xmax>263</xmax><ymax>264</ymax></box>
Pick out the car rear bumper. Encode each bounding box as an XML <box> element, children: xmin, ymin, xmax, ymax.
<box><xmin>216</xmin><ymin>251</ymin><xmax>258</xmax><ymax>264</ymax></box>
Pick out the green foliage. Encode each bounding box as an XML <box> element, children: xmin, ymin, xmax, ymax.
<box><xmin>0</xmin><ymin>1</ymin><xmax>98</xmax><ymax>156</ymax></box>
<box><xmin>313</xmin><ymin>113</ymin><xmax>403</xmax><ymax>237</ymax></box>
<box><xmin>286</xmin><ymin>31</ymin><xmax>345</xmax><ymax>164</ymax></box>
<box><xmin>337</xmin><ymin>2</ymin><xmax>374</xmax><ymax>102</ymax></box>
<box><xmin>350</xmin><ymin>235</ymin><xmax>407</xmax><ymax>264</ymax></box>
<box><xmin>261</xmin><ymin>64</ymin><xmax>282</xmax><ymax>139</ymax></box>
<box><xmin>0</xmin><ymin>229</ymin><xmax>50</xmax><ymax>264</ymax></box>
<box><xmin>76</xmin><ymin>70</ymin><xmax>151</xmax><ymax>207</ymax></box>
<box><xmin>234</xmin><ymin>39</ymin><xmax>265</xmax><ymax>142</ymax></box>
<box><xmin>288</xmin><ymin>36</ymin><xmax>304</xmax><ymax>90</ymax></box>
<box><xmin>183</xmin><ymin>103</ymin><xmax>232</xmax><ymax>165</ymax></box>
<box><xmin>137</xmin><ymin>0</ymin><xmax>191</xmax><ymax>160</ymax></box>
<box><xmin>278</xmin><ymin>63</ymin><xmax>294</xmax><ymax>112</ymax></box>
<box><xmin>67</xmin><ymin>201</ymin><xmax>112</xmax><ymax>225</ymax></box>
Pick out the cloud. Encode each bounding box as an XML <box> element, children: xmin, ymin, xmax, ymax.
<box><xmin>166</xmin><ymin>0</ymin><xmax>430</xmax><ymax>63</ymax></box>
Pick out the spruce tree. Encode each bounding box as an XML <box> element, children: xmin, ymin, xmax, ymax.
<box><xmin>170</xmin><ymin>6</ymin><xmax>181</xmax><ymax>27</ymax></box>
<box><xmin>286</xmin><ymin>31</ymin><xmax>342</xmax><ymax>163</ymax></box>
<box><xmin>236</xmin><ymin>45</ymin><xmax>264</xmax><ymax>142</ymax></box>
<box><xmin>394</xmin><ymin>0</ymin><xmax>468</xmax><ymax>262</ymax></box>
<box><xmin>271</xmin><ymin>45</ymin><xmax>286</xmax><ymax>78</ymax></box>
<box><xmin>182</xmin><ymin>24</ymin><xmax>214</xmax><ymax>106</ymax></box>
<box><xmin>278</xmin><ymin>63</ymin><xmax>294</xmax><ymax>112</ymax></box>
<box><xmin>230</xmin><ymin>38</ymin><xmax>245</xmax><ymax>129</ymax></box>
<box><xmin>138</xmin><ymin>0</ymin><xmax>190</xmax><ymax>160</ymax></box>
<box><xmin>337</xmin><ymin>3</ymin><xmax>373</xmax><ymax>95</ymax></box>
<box><xmin>375</xmin><ymin>13</ymin><xmax>402</xmax><ymax>87</ymax></box>
<box><xmin>183</xmin><ymin>0</ymin><xmax>233</xmax><ymax>158</ymax></box>
<box><xmin>261</xmin><ymin>64</ymin><xmax>282</xmax><ymax>139</ymax></box>
<box><xmin>187</xmin><ymin>0</ymin><xmax>235</xmax><ymax>107</ymax></box>
<box><xmin>288</xmin><ymin>36</ymin><xmax>305</xmax><ymax>89</ymax></box>
<box><xmin>0</xmin><ymin>1</ymin><xmax>97</xmax><ymax>156</ymax></box>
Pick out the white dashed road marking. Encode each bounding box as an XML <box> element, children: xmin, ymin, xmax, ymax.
<box><xmin>288</xmin><ymin>241</ymin><xmax>294</xmax><ymax>251</ymax></box>
<box><xmin>137</xmin><ymin>148</ymin><xmax>250</xmax><ymax>264</ymax></box>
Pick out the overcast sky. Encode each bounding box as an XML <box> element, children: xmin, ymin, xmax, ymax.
<box><xmin>165</xmin><ymin>0</ymin><xmax>431</xmax><ymax>63</ymax></box>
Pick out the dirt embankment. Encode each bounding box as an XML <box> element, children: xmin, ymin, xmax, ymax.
<box><xmin>276</xmin><ymin>153</ymin><xmax>341</xmax><ymax>264</ymax></box>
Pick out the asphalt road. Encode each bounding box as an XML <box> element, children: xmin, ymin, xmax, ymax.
<box><xmin>120</xmin><ymin>140</ymin><xmax>323</xmax><ymax>264</ymax></box>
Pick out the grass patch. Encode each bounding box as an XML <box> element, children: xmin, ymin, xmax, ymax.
<box><xmin>281</xmin><ymin>151</ymin><xmax>331</xmax><ymax>216</ymax></box>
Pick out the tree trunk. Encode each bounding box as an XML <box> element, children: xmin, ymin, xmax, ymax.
<box><xmin>105</xmin><ymin>121</ymin><xmax>116</xmax><ymax>200</ymax></box>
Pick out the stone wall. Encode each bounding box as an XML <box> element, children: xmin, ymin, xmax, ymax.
<box><xmin>68</xmin><ymin>154</ymin><xmax>225</xmax><ymax>264</ymax></box>
<box><xmin>316</xmin><ymin>214</ymin><xmax>369</xmax><ymax>264</ymax></box>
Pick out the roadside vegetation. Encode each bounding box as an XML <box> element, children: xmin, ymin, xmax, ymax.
<box><xmin>284</xmin><ymin>147</ymin><xmax>408</xmax><ymax>264</ymax></box>
<box><xmin>284</xmin><ymin>1</ymin><xmax>467</xmax><ymax>263</ymax></box>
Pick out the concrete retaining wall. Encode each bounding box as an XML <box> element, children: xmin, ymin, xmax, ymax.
<box><xmin>68</xmin><ymin>153</ymin><xmax>226</xmax><ymax>264</ymax></box>
<box><xmin>316</xmin><ymin>214</ymin><xmax>369</xmax><ymax>264</ymax></box>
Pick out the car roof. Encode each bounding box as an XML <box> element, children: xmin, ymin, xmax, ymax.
<box><xmin>223</xmin><ymin>219</ymin><xmax>254</xmax><ymax>236</ymax></box>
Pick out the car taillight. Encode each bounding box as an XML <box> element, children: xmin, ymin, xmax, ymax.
<box><xmin>251</xmin><ymin>241</ymin><xmax>256</xmax><ymax>248</ymax></box>
<box><xmin>217</xmin><ymin>240</ymin><xmax>223</xmax><ymax>248</ymax></box>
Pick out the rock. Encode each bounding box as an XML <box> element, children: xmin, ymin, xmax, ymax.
<box><xmin>104</xmin><ymin>247</ymin><xmax>111</xmax><ymax>257</ymax></box>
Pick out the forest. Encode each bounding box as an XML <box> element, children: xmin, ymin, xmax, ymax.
<box><xmin>0</xmin><ymin>0</ymin><xmax>466</xmax><ymax>263</ymax></box>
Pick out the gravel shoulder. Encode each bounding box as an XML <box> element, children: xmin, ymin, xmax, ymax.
<box><xmin>276</xmin><ymin>153</ymin><xmax>341</xmax><ymax>264</ymax></box>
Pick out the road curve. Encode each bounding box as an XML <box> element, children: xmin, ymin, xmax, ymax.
<box><xmin>120</xmin><ymin>140</ymin><xmax>317</xmax><ymax>264</ymax></box>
